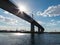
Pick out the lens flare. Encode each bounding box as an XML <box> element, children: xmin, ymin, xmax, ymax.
<box><xmin>18</xmin><ymin>5</ymin><xmax>27</xmax><ymax>12</ymax></box>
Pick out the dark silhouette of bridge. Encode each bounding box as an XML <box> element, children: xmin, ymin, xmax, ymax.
<box><xmin>0</xmin><ymin>0</ymin><xmax>44</xmax><ymax>33</ymax></box>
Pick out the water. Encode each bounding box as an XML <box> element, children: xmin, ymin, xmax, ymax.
<box><xmin>0</xmin><ymin>33</ymin><xmax>60</xmax><ymax>45</ymax></box>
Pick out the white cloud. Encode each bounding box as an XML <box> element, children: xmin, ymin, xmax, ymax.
<box><xmin>0</xmin><ymin>15</ymin><xmax>5</xmax><ymax>21</ymax></box>
<box><xmin>46</xmin><ymin>20</ymin><xmax>60</xmax><ymax>26</ymax></box>
<box><xmin>38</xmin><ymin>20</ymin><xmax>57</xmax><ymax>26</ymax></box>
<box><xmin>37</xmin><ymin>4</ymin><xmax>60</xmax><ymax>17</ymax></box>
<box><xmin>51</xmin><ymin>19</ymin><xmax>55</xmax><ymax>22</ymax></box>
<box><xmin>0</xmin><ymin>15</ymin><xmax>18</xmax><ymax>25</ymax></box>
<box><xmin>57</xmin><ymin>21</ymin><xmax>60</xmax><ymax>23</ymax></box>
<box><xmin>4</xmin><ymin>11</ymin><xmax>9</xmax><ymax>14</ymax></box>
<box><xmin>4</xmin><ymin>11</ymin><xmax>13</xmax><ymax>15</ymax></box>
<box><xmin>37</xmin><ymin>20</ymin><xmax>60</xmax><ymax>27</ymax></box>
<box><xmin>47</xmin><ymin>22</ymin><xmax>57</xmax><ymax>26</ymax></box>
<box><xmin>37</xmin><ymin>21</ymin><xmax>45</xmax><ymax>25</ymax></box>
<box><xmin>47</xmin><ymin>20</ymin><xmax>60</xmax><ymax>26</ymax></box>
<box><xmin>4</xmin><ymin>18</ymin><xmax>18</xmax><ymax>25</ymax></box>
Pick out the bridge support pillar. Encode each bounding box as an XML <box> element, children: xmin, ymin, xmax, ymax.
<box><xmin>38</xmin><ymin>28</ymin><xmax>42</xmax><ymax>33</ymax></box>
<box><xmin>38</xmin><ymin>27</ymin><xmax>44</xmax><ymax>33</ymax></box>
<box><xmin>40</xmin><ymin>28</ymin><xmax>44</xmax><ymax>33</ymax></box>
<box><xmin>31</xmin><ymin>23</ymin><xmax>34</xmax><ymax>33</ymax></box>
<box><xmin>38</xmin><ymin>28</ymin><xmax>40</xmax><ymax>33</ymax></box>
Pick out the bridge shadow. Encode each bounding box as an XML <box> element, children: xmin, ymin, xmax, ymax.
<box><xmin>30</xmin><ymin>33</ymin><xmax>43</xmax><ymax>45</ymax></box>
<box><xmin>30</xmin><ymin>34</ymin><xmax>35</xmax><ymax>45</ymax></box>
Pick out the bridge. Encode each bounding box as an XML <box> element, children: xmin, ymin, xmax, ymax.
<box><xmin>0</xmin><ymin>0</ymin><xmax>44</xmax><ymax>33</ymax></box>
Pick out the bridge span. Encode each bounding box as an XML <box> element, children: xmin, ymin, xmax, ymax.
<box><xmin>0</xmin><ymin>0</ymin><xmax>44</xmax><ymax>33</ymax></box>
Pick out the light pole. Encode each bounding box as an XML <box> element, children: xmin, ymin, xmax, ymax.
<box><xmin>32</xmin><ymin>14</ymin><xmax>34</xmax><ymax>19</ymax></box>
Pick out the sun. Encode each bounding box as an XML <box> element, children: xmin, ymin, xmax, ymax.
<box><xmin>18</xmin><ymin>5</ymin><xmax>27</xmax><ymax>12</ymax></box>
<box><xmin>17</xmin><ymin>4</ymin><xmax>29</xmax><ymax>14</ymax></box>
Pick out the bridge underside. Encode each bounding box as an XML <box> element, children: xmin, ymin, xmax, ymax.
<box><xmin>0</xmin><ymin>0</ymin><xmax>44</xmax><ymax>33</ymax></box>
<box><xmin>31</xmin><ymin>23</ymin><xmax>44</xmax><ymax>33</ymax></box>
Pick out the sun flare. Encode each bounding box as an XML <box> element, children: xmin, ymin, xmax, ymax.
<box><xmin>13</xmin><ymin>33</ymin><xmax>25</xmax><ymax>36</ymax></box>
<box><xmin>18</xmin><ymin>5</ymin><xmax>27</xmax><ymax>12</ymax></box>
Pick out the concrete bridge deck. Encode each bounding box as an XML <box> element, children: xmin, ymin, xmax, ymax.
<box><xmin>0</xmin><ymin>0</ymin><xmax>44</xmax><ymax>33</ymax></box>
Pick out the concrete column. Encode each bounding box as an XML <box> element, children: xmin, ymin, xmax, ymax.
<box><xmin>38</xmin><ymin>28</ymin><xmax>42</xmax><ymax>33</ymax></box>
<box><xmin>31</xmin><ymin>23</ymin><xmax>34</xmax><ymax>33</ymax></box>
<box><xmin>41</xmin><ymin>28</ymin><xmax>44</xmax><ymax>33</ymax></box>
<box><xmin>41</xmin><ymin>29</ymin><xmax>44</xmax><ymax>33</ymax></box>
<box><xmin>38</xmin><ymin>28</ymin><xmax>40</xmax><ymax>32</ymax></box>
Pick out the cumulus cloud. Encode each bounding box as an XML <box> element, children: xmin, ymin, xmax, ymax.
<box><xmin>4</xmin><ymin>11</ymin><xmax>13</xmax><ymax>15</ymax></box>
<box><xmin>37</xmin><ymin>21</ymin><xmax>45</xmax><ymax>24</ymax></box>
<box><xmin>0</xmin><ymin>15</ymin><xmax>5</xmax><ymax>21</ymax></box>
<box><xmin>37</xmin><ymin>20</ymin><xmax>57</xmax><ymax>27</ymax></box>
<box><xmin>46</xmin><ymin>22</ymin><xmax>57</xmax><ymax>26</ymax></box>
<box><xmin>4</xmin><ymin>18</ymin><xmax>18</xmax><ymax>25</ymax></box>
<box><xmin>37</xmin><ymin>4</ymin><xmax>60</xmax><ymax>17</ymax></box>
<box><xmin>4</xmin><ymin>11</ymin><xmax>9</xmax><ymax>14</ymax></box>
<box><xmin>57</xmin><ymin>21</ymin><xmax>60</xmax><ymax>23</ymax></box>
<box><xmin>46</xmin><ymin>20</ymin><xmax>60</xmax><ymax>26</ymax></box>
<box><xmin>0</xmin><ymin>15</ymin><xmax>18</xmax><ymax>25</ymax></box>
<box><xmin>51</xmin><ymin>19</ymin><xmax>55</xmax><ymax>22</ymax></box>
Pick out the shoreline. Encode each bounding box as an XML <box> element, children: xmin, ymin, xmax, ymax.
<box><xmin>0</xmin><ymin>31</ymin><xmax>60</xmax><ymax>34</ymax></box>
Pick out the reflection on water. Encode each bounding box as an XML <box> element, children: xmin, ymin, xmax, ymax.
<box><xmin>0</xmin><ymin>33</ymin><xmax>60</xmax><ymax>45</ymax></box>
<box><xmin>30</xmin><ymin>34</ymin><xmax>35</xmax><ymax>45</ymax></box>
<box><xmin>12</xmin><ymin>33</ymin><xmax>25</xmax><ymax>36</ymax></box>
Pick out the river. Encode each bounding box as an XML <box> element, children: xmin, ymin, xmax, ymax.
<box><xmin>0</xmin><ymin>33</ymin><xmax>60</xmax><ymax>45</ymax></box>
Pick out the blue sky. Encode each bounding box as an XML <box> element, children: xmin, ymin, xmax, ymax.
<box><xmin>0</xmin><ymin>0</ymin><xmax>60</xmax><ymax>32</ymax></box>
